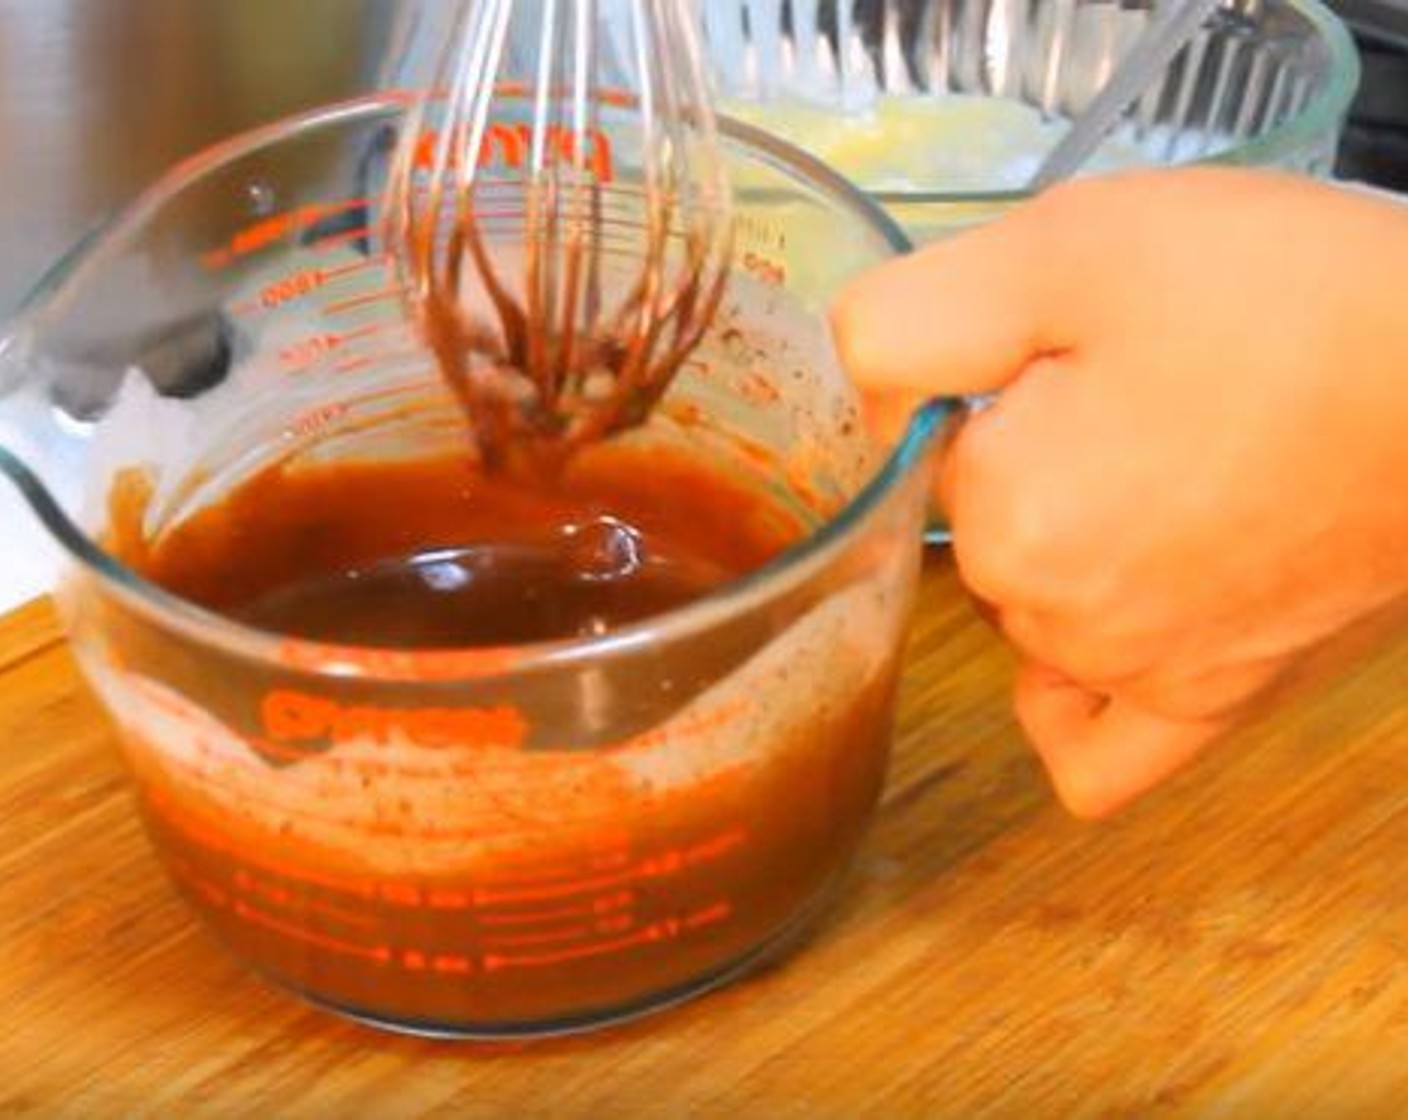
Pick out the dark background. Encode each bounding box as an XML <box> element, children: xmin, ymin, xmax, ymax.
<box><xmin>1332</xmin><ymin>0</ymin><xmax>1408</xmax><ymax>191</ymax></box>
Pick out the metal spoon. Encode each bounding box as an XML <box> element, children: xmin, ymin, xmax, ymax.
<box><xmin>1028</xmin><ymin>0</ymin><xmax>1224</xmax><ymax>191</ymax></box>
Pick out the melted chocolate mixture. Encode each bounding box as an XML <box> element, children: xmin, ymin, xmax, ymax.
<box><xmin>131</xmin><ymin>445</ymin><xmax>799</xmax><ymax>646</ymax></box>
<box><xmin>105</xmin><ymin>445</ymin><xmax>898</xmax><ymax>1030</ymax></box>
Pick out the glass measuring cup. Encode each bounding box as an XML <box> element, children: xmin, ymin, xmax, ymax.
<box><xmin>0</xmin><ymin>92</ymin><xmax>957</xmax><ymax>1037</ymax></box>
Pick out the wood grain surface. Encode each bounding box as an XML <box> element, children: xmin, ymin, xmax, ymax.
<box><xmin>3</xmin><ymin>554</ymin><xmax>1408</xmax><ymax>1118</ymax></box>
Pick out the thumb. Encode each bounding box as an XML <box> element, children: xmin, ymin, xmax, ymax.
<box><xmin>1013</xmin><ymin>663</ymin><xmax>1226</xmax><ymax>820</ymax></box>
<box><xmin>830</xmin><ymin>209</ymin><xmax>1067</xmax><ymax>397</ymax></box>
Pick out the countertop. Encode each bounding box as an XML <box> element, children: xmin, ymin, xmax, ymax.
<box><xmin>5</xmin><ymin>555</ymin><xmax>1408</xmax><ymax>1117</ymax></box>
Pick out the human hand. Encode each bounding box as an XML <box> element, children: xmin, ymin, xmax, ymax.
<box><xmin>832</xmin><ymin>169</ymin><xmax>1408</xmax><ymax>817</ymax></box>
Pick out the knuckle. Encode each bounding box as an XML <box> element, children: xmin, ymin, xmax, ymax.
<box><xmin>947</xmin><ymin>425</ymin><xmax>1054</xmax><ymax>603</ymax></box>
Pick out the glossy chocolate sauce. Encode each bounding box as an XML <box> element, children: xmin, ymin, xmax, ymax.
<box><xmin>107</xmin><ymin>445</ymin><xmax>899</xmax><ymax>1030</ymax></box>
<box><xmin>134</xmin><ymin>446</ymin><xmax>797</xmax><ymax>646</ymax></box>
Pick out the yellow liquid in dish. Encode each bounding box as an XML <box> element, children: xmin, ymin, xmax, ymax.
<box><xmin>728</xmin><ymin>94</ymin><xmax>1156</xmax><ymax>194</ymax></box>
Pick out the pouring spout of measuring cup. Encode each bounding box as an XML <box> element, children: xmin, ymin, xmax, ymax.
<box><xmin>0</xmin><ymin>237</ymin><xmax>240</xmax><ymax>567</ymax></box>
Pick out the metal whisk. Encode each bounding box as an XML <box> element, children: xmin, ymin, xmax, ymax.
<box><xmin>384</xmin><ymin>0</ymin><xmax>734</xmax><ymax>471</ymax></box>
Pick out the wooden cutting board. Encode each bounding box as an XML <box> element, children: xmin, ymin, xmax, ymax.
<box><xmin>4</xmin><ymin>553</ymin><xmax>1408</xmax><ymax>1118</ymax></box>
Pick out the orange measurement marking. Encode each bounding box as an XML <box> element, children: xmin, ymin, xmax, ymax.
<box><xmin>426</xmin><ymin>888</ymin><xmax>476</xmax><ymax>911</ymax></box>
<box><xmin>279</xmin><ymin>334</ymin><xmax>342</xmax><ymax>372</ymax></box>
<box><xmin>335</xmin><ymin>343</ymin><xmax>423</xmax><ymax>370</ymax></box>
<box><xmin>591</xmin><ymin>846</ymin><xmax>635</xmax><ymax>870</ymax></box>
<box><xmin>474</xmin><ymin>867</ymin><xmax>639</xmax><ymax>907</ymax></box>
<box><xmin>279</xmin><ymin>323</ymin><xmax>390</xmax><ymax>373</ymax></box>
<box><xmin>684</xmin><ymin>827</ymin><xmax>747</xmax><ymax>864</ymax></box>
<box><xmin>233</xmin><ymin>898</ymin><xmax>391</xmax><ymax>965</ymax></box>
<box><xmin>684</xmin><ymin>901</ymin><xmax>732</xmax><ymax>930</ymax></box>
<box><xmin>481</xmin><ymin>923</ymin><xmax>596</xmax><ymax>949</ymax></box>
<box><xmin>473</xmin><ymin>829</ymin><xmax>746</xmax><ymax>906</ymax></box>
<box><xmin>200</xmin><ymin>197</ymin><xmax>371</xmax><ymax>270</ymax></box>
<box><xmin>324</xmin><ymin>285</ymin><xmax>405</xmax><ymax>316</ymax></box>
<box><xmin>595</xmin><ymin>912</ymin><xmax>634</xmax><ymax>936</ymax></box>
<box><xmin>232</xmin><ymin>866</ymin><xmax>374</xmax><ymax>928</ymax></box>
<box><xmin>285</xmin><ymin>401</ymin><xmax>350</xmax><ymax>440</ymax></box>
<box><xmin>433</xmin><ymin>955</ymin><xmax>474</xmax><ymax>975</ymax></box>
<box><xmin>641</xmin><ymin>851</ymin><xmax>683</xmax><ymax>877</ymax></box>
<box><xmin>476</xmin><ymin>853</ymin><xmax>626</xmax><ymax>887</ymax></box>
<box><xmin>742</xmin><ymin>250</ymin><xmax>787</xmax><ymax>287</ymax></box>
<box><xmin>482</xmin><ymin>927</ymin><xmax>657</xmax><ymax>971</ymax></box>
<box><xmin>233</xmin><ymin>867</ymin><xmax>281</xmax><ymax>900</ymax></box>
<box><xmin>385</xmin><ymin>81</ymin><xmax>633</xmax><ymax>111</ymax></box>
<box><xmin>323</xmin><ymin>257</ymin><xmax>384</xmax><ymax>281</ymax></box>
<box><xmin>166</xmin><ymin>858</ymin><xmax>229</xmax><ymax>910</ymax></box>
<box><xmin>478</xmin><ymin>890</ymin><xmax>634</xmax><ymax>928</ymax></box>
<box><xmin>378</xmin><ymin>882</ymin><xmax>423</xmax><ymax>908</ymax></box>
<box><xmin>310</xmin><ymin>225</ymin><xmax>375</xmax><ymax>254</ymax></box>
<box><xmin>260</xmin><ymin>267</ymin><xmax>328</xmax><ymax>310</ymax></box>
<box><xmin>593</xmin><ymin>888</ymin><xmax>635</xmax><ymax>913</ymax></box>
<box><xmin>191</xmin><ymin>878</ymin><xmax>229</xmax><ymax>909</ymax></box>
<box><xmin>344</xmin><ymin>321</ymin><xmax>389</xmax><ymax>342</ymax></box>
<box><xmin>477</xmin><ymin>903</ymin><xmax>731</xmax><ymax>973</ymax></box>
<box><xmin>408</xmin><ymin>121</ymin><xmax>616</xmax><ymax>182</ymax></box>
<box><xmin>260</xmin><ymin>688</ymin><xmax>529</xmax><ymax>750</ymax></box>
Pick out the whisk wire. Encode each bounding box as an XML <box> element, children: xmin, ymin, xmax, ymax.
<box><xmin>554</xmin><ymin>0</ymin><xmax>601</xmax><ymax>403</ymax></box>
<box><xmin>386</xmin><ymin>0</ymin><xmax>734</xmax><ymax>467</ymax></box>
